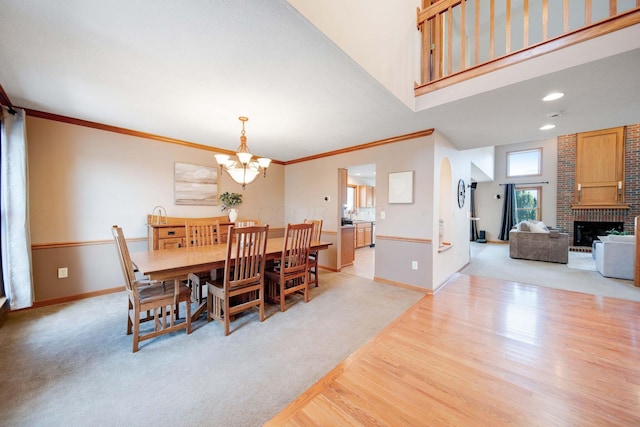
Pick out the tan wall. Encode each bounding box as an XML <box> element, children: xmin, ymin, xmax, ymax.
<box><xmin>27</xmin><ymin>117</ymin><xmax>284</xmax><ymax>303</ymax></box>
<box><xmin>27</xmin><ymin>115</ymin><xmax>470</xmax><ymax>300</ymax></box>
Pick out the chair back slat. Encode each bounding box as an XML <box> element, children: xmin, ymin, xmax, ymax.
<box><xmin>282</xmin><ymin>223</ymin><xmax>313</xmax><ymax>274</ymax></box>
<box><xmin>185</xmin><ymin>220</ymin><xmax>220</xmax><ymax>247</ymax></box>
<box><xmin>304</xmin><ymin>219</ymin><xmax>323</xmax><ymax>242</ymax></box>
<box><xmin>225</xmin><ymin>225</ymin><xmax>269</xmax><ymax>291</ymax></box>
<box><xmin>235</xmin><ymin>219</ymin><xmax>260</xmax><ymax>228</ymax></box>
<box><xmin>111</xmin><ymin>225</ymin><xmax>136</xmax><ymax>294</ymax></box>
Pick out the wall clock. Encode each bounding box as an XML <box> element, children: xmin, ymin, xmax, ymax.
<box><xmin>457</xmin><ymin>179</ymin><xmax>466</xmax><ymax>208</ymax></box>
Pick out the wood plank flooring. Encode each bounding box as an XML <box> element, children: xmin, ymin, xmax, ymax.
<box><xmin>266</xmin><ymin>273</ymin><xmax>640</xmax><ymax>426</ymax></box>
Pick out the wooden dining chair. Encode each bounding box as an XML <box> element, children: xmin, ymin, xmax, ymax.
<box><xmin>112</xmin><ymin>225</ymin><xmax>191</xmax><ymax>352</ymax></box>
<box><xmin>185</xmin><ymin>220</ymin><xmax>220</xmax><ymax>247</ymax></box>
<box><xmin>206</xmin><ymin>224</ymin><xmax>269</xmax><ymax>335</ymax></box>
<box><xmin>304</xmin><ymin>219</ymin><xmax>323</xmax><ymax>288</ymax></box>
<box><xmin>185</xmin><ymin>220</ymin><xmax>221</xmax><ymax>308</ymax></box>
<box><xmin>235</xmin><ymin>219</ymin><xmax>260</xmax><ymax>227</ymax></box>
<box><xmin>265</xmin><ymin>223</ymin><xmax>313</xmax><ymax>312</ymax></box>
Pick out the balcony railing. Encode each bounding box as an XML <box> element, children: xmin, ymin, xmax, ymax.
<box><xmin>415</xmin><ymin>0</ymin><xmax>640</xmax><ymax>96</ymax></box>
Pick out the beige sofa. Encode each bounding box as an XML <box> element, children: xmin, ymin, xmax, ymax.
<box><xmin>509</xmin><ymin>221</ymin><xmax>569</xmax><ymax>264</ymax></box>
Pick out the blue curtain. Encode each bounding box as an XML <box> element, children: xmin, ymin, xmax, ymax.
<box><xmin>498</xmin><ymin>184</ymin><xmax>516</xmax><ymax>241</ymax></box>
<box><xmin>470</xmin><ymin>186</ymin><xmax>478</xmax><ymax>241</ymax></box>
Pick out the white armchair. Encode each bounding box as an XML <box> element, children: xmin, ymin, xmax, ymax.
<box><xmin>595</xmin><ymin>236</ymin><xmax>635</xmax><ymax>280</ymax></box>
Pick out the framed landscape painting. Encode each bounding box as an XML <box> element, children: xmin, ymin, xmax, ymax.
<box><xmin>174</xmin><ymin>162</ymin><xmax>218</xmax><ymax>205</ymax></box>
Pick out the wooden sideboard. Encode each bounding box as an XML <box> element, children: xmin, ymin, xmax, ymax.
<box><xmin>146</xmin><ymin>214</ymin><xmax>232</xmax><ymax>250</ymax></box>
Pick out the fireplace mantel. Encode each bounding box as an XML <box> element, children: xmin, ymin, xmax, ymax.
<box><xmin>572</xmin><ymin>204</ymin><xmax>629</xmax><ymax>210</ymax></box>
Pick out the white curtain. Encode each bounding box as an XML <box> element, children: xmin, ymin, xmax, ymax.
<box><xmin>1</xmin><ymin>106</ymin><xmax>34</xmax><ymax>309</ymax></box>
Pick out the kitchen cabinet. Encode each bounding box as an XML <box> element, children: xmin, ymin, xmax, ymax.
<box><xmin>341</xmin><ymin>226</ymin><xmax>355</xmax><ymax>267</ymax></box>
<box><xmin>355</xmin><ymin>221</ymin><xmax>373</xmax><ymax>248</ymax></box>
<box><xmin>357</xmin><ymin>185</ymin><xmax>375</xmax><ymax>208</ymax></box>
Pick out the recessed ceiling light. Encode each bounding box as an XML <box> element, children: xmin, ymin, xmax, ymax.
<box><xmin>543</xmin><ymin>92</ymin><xmax>565</xmax><ymax>101</ymax></box>
<box><xmin>540</xmin><ymin>124</ymin><xmax>556</xmax><ymax>130</ymax></box>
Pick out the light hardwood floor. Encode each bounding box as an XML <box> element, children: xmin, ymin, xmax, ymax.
<box><xmin>266</xmin><ymin>273</ymin><xmax>640</xmax><ymax>426</ymax></box>
<box><xmin>341</xmin><ymin>246</ymin><xmax>374</xmax><ymax>279</ymax></box>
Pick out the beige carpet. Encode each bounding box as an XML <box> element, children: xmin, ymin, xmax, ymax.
<box><xmin>0</xmin><ymin>271</ymin><xmax>424</xmax><ymax>427</ymax></box>
<box><xmin>463</xmin><ymin>243</ymin><xmax>640</xmax><ymax>302</ymax></box>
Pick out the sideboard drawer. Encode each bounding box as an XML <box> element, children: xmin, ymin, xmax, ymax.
<box><xmin>158</xmin><ymin>237</ymin><xmax>184</xmax><ymax>250</ymax></box>
<box><xmin>158</xmin><ymin>227</ymin><xmax>186</xmax><ymax>239</ymax></box>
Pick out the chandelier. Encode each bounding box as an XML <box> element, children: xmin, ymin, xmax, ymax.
<box><xmin>214</xmin><ymin>116</ymin><xmax>271</xmax><ymax>189</ymax></box>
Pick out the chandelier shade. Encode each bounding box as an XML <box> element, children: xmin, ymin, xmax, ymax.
<box><xmin>215</xmin><ymin>116</ymin><xmax>271</xmax><ymax>189</ymax></box>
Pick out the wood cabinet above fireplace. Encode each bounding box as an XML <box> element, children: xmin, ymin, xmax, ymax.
<box><xmin>573</xmin><ymin>126</ymin><xmax>628</xmax><ymax>209</ymax></box>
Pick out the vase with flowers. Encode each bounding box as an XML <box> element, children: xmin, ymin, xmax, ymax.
<box><xmin>219</xmin><ymin>191</ymin><xmax>242</xmax><ymax>222</ymax></box>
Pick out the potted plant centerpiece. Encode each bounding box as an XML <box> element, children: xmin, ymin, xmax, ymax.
<box><xmin>219</xmin><ymin>191</ymin><xmax>242</xmax><ymax>222</ymax></box>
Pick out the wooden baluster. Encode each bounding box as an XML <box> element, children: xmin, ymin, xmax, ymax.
<box><xmin>542</xmin><ymin>0</ymin><xmax>549</xmax><ymax>41</ymax></box>
<box><xmin>489</xmin><ymin>0</ymin><xmax>495</xmax><ymax>59</ymax></box>
<box><xmin>460</xmin><ymin>0</ymin><xmax>467</xmax><ymax>69</ymax></box>
<box><xmin>505</xmin><ymin>0</ymin><xmax>511</xmax><ymax>54</ymax></box>
<box><xmin>447</xmin><ymin>7</ymin><xmax>453</xmax><ymax>75</ymax></box>
<box><xmin>474</xmin><ymin>0</ymin><xmax>480</xmax><ymax>65</ymax></box>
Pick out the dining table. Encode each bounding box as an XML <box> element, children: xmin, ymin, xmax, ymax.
<box><xmin>130</xmin><ymin>237</ymin><xmax>332</xmax><ymax>320</ymax></box>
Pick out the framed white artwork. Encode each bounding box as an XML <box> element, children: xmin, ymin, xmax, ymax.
<box><xmin>388</xmin><ymin>171</ymin><xmax>413</xmax><ymax>204</ymax></box>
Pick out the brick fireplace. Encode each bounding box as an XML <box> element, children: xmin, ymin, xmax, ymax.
<box><xmin>557</xmin><ymin>124</ymin><xmax>640</xmax><ymax>247</ymax></box>
<box><xmin>573</xmin><ymin>220</ymin><xmax>624</xmax><ymax>247</ymax></box>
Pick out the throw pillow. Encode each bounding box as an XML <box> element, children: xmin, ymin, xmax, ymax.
<box><xmin>528</xmin><ymin>220</ymin><xmax>550</xmax><ymax>233</ymax></box>
<box><xmin>516</xmin><ymin>221</ymin><xmax>530</xmax><ymax>232</ymax></box>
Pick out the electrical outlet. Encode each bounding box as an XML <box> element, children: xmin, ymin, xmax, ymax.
<box><xmin>57</xmin><ymin>267</ymin><xmax>68</xmax><ymax>279</ymax></box>
<box><xmin>411</xmin><ymin>261</ymin><xmax>418</xmax><ymax>270</ymax></box>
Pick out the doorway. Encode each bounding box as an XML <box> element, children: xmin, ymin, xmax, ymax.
<box><xmin>341</xmin><ymin>163</ymin><xmax>376</xmax><ymax>279</ymax></box>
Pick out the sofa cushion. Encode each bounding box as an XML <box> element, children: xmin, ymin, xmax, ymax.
<box><xmin>608</xmin><ymin>235</ymin><xmax>635</xmax><ymax>243</ymax></box>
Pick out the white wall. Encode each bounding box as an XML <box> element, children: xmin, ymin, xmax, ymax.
<box><xmin>286</xmin><ymin>0</ymin><xmax>421</xmax><ymax>109</ymax></box>
<box><xmin>474</xmin><ymin>137</ymin><xmax>558</xmax><ymax>241</ymax></box>
<box><xmin>432</xmin><ymin>132</ymin><xmax>472</xmax><ymax>289</ymax></box>
<box><xmin>468</xmin><ymin>146</ymin><xmax>495</xmax><ymax>182</ymax></box>
<box><xmin>285</xmin><ymin>131</ymin><xmax>470</xmax><ymax>292</ymax></box>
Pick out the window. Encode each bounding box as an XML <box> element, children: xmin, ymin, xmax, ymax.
<box><xmin>346</xmin><ymin>185</ymin><xmax>356</xmax><ymax>212</ymax></box>
<box><xmin>516</xmin><ymin>186</ymin><xmax>541</xmax><ymax>221</ymax></box>
<box><xmin>507</xmin><ymin>148</ymin><xmax>542</xmax><ymax>177</ymax></box>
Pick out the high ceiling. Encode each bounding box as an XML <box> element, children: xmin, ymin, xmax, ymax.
<box><xmin>1</xmin><ymin>0</ymin><xmax>639</xmax><ymax>162</ymax></box>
